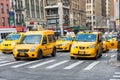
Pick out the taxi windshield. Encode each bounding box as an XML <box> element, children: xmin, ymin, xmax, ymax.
<box><xmin>75</xmin><ymin>34</ymin><xmax>96</xmax><ymax>42</ymax></box>
<box><xmin>107</xmin><ymin>36</ymin><xmax>112</xmax><ymax>40</ymax></box>
<box><xmin>21</xmin><ymin>35</ymin><xmax>42</xmax><ymax>44</ymax></box>
<box><xmin>59</xmin><ymin>37</ymin><xmax>73</xmax><ymax>41</ymax></box>
<box><xmin>6</xmin><ymin>34</ymin><xmax>21</xmax><ymax>40</ymax></box>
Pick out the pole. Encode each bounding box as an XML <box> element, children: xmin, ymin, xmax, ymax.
<box><xmin>56</xmin><ymin>15</ymin><xmax>58</xmax><ymax>39</ymax></box>
<box><xmin>119</xmin><ymin>0</ymin><xmax>120</xmax><ymax>31</ymax></box>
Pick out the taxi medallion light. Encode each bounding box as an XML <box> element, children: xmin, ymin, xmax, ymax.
<box><xmin>30</xmin><ymin>46</ymin><xmax>36</xmax><ymax>52</ymax></box>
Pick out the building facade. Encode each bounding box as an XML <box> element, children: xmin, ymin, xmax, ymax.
<box><xmin>0</xmin><ymin>0</ymin><xmax>10</xmax><ymax>27</ymax></box>
<box><xmin>10</xmin><ymin>0</ymin><xmax>45</xmax><ymax>30</ymax></box>
<box><xmin>45</xmin><ymin>0</ymin><xmax>69</xmax><ymax>36</ymax></box>
<box><xmin>86</xmin><ymin>0</ymin><xmax>103</xmax><ymax>30</ymax></box>
<box><xmin>69</xmin><ymin>0</ymin><xmax>86</xmax><ymax>27</ymax></box>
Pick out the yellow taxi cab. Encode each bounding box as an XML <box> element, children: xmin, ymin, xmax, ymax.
<box><xmin>70</xmin><ymin>31</ymin><xmax>103</xmax><ymax>59</ymax></box>
<box><xmin>0</xmin><ymin>33</ymin><xmax>24</xmax><ymax>53</ymax></box>
<box><xmin>56</xmin><ymin>36</ymin><xmax>74</xmax><ymax>51</ymax></box>
<box><xmin>13</xmin><ymin>30</ymin><xmax>56</xmax><ymax>60</ymax></box>
<box><xmin>106</xmin><ymin>35</ymin><xmax>118</xmax><ymax>50</ymax></box>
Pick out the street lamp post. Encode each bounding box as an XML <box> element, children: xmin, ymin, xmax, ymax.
<box><xmin>56</xmin><ymin>14</ymin><xmax>59</xmax><ymax>39</ymax></box>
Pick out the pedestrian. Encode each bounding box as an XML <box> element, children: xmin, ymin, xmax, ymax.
<box><xmin>117</xmin><ymin>31</ymin><xmax>120</xmax><ymax>61</ymax></box>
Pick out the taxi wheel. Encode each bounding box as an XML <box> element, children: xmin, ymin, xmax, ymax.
<box><xmin>94</xmin><ymin>51</ymin><xmax>99</xmax><ymax>59</ymax></box>
<box><xmin>3</xmin><ymin>52</ymin><xmax>6</xmax><ymax>54</ymax></box>
<box><xmin>70</xmin><ymin>56</ymin><xmax>75</xmax><ymax>59</ymax></box>
<box><xmin>15</xmin><ymin>58</ymin><xmax>20</xmax><ymax>61</ymax></box>
<box><xmin>51</xmin><ymin>48</ymin><xmax>56</xmax><ymax>57</ymax></box>
<box><xmin>37</xmin><ymin>50</ymin><xmax>43</xmax><ymax>59</ymax></box>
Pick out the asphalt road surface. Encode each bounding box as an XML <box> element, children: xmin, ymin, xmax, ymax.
<box><xmin>0</xmin><ymin>50</ymin><xmax>119</xmax><ymax>80</ymax></box>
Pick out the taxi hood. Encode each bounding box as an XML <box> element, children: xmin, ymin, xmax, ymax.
<box><xmin>15</xmin><ymin>44</ymin><xmax>39</xmax><ymax>50</ymax></box>
<box><xmin>56</xmin><ymin>40</ymin><xmax>71</xmax><ymax>45</ymax></box>
<box><xmin>72</xmin><ymin>41</ymin><xmax>96</xmax><ymax>47</ymax></box>
<box><xmin>1</xmin><ymin>40</ymin><xmax>18</xmax><ymax>44</ymax></box>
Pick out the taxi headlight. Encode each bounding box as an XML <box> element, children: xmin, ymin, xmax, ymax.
<box><xmin>89</xmin><ymin>45</ymin><xmax>95</xmax><ymax>48</ymax></box>
<box><xmin>30</xmin><ymin>47</ymin><xmax>36</xmax><ymax>52</ymax></box>
<box><xmin>71</xmin><ymin>44</ymin><xmax>77</xmax><ymax>48</ymax></box>
<box><xmin>14</xmin><ymin>48</ymin><xmax>17</xmax><ymax>52</ymax></box>
<box><xmin>62</xmin><ymin>43</ymin><xmax>68</xmax><ymax>46</ymax></box>
<box><xmin>12</xmin><ymin>42</ymin><xmax>16</xmax><ymax>46</ymax></box>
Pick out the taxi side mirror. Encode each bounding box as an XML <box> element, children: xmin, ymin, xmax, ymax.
<box><xmin>42</xmin><ymin>41</ymin><xmax>47</xmax><ymax>45</ymax></box>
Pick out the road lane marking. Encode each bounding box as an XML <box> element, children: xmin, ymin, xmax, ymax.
<box><xmin>64</xmin><ymin>61</ymin><xmax>84</xmax><ymax>70</ymax></box>
<box><xmin>111</xmin><ymin>55</ymin><xmax>116</xmax><ymax>58</ymax></box>
<box><xmin>115</xmin><ymin>72</ymin><xmax>120</xmax><ymax>75</ymax></box>
<box><xmin>29</xmin><ymin>60</ymin><xmax>55</xmax><ymax>68</ymax></box>
<box><xmin>11</xmin><ymin>60</ymin><xmax>42</xmax><ymax>68</ymax></box>
<box><xmin>113</xmin><ymin>75</ymin><xmax>120</xmax><ymax>78</ymax></box>
<box><xmin>0</xmin><ymin>61</ymin><xmax>9</xmax><ymax>64</ymax></box>
<box><xmin>46</xmin><ymin>60</ymin><xmax>69</xmax><ymax>69</ymax></box>
<box><xmin>0</xmin><ymin>57</ymin><xmax>6</xmax><ymax>59</ymax></box>
<box><xmin>0</xmin><ymin>61</ymin><xmax>23</xmax><ymax>67</ymax></box>
<box><xmin>83</xmin><ymin>61</ymin><xmax>100</xmax><ymax>70</ymax></box>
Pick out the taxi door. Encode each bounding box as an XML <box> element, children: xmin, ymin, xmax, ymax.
<box><xmin>97</xmin><ymin>34</ymin><xmax>103</xmax><ymax>54</ymax></box>
<box><xmin>41</xmin><ymin>36</ymin><xmax>49</xmax><ymax>56</ymax></box>
<box><xmin>107</xmin><ymin>38</ymin><xmax>118</xmax><ymax>50</ymax></box>
<box><xmin>47</xmin><ymin>35</ymin><xmax>55</xmax><ymax>54</ymax></box>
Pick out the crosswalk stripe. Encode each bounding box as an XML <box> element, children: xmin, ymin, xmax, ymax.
<box><xmin>83</xmin><ymin>61</ymin><xmax>100</xmax><ymax>70</ymax></box>
<box><xmin>12</xmin><ymin>60</ymin><xmax>41</xmax><ymax>68</ymax></box>
<box><xmin>64</xmin><ymin>61</ymin><xmax>84</xmax><ymax>70</ymax></box>
<box><xmin>46</xmin><ymin>60</ymin><xmax>69</xmax><ymax>69</ymax></box>
<box><xmin>0</xmin><ymin>61</ymin><xmax>23</xmax><ymax>67</ymax></box>
<box><xmin>109</xmin><ymin>79</ymin><xmax>120</xmax><ymax>80</ymax></box>
<box><xmin>115</xmin><ymin>72</ymin><xmax>120</xmax><ymax>75</ymax></box>
<box><xmin>0</xmin><ymin>59</ymin><xmax>3</xmax><ymax>60</ymax></box>
<box><xmin>29</xmin><ymin>60</ymin><xmax>56</xmax><ymax>68</ymax></box>
<box><xmin>113</xmin><ymin>75</ymin><xmax>120</xmax><ymax>78</ymax></box>
<box><xmin>111</xmin><ymin>55</ymin><xmax>116</xmax><ymax>58</ymax></box>
<box><xmin>0</xmin><ymin>61</ymin><xmax>9</xmax><ymax>64</ymax></box>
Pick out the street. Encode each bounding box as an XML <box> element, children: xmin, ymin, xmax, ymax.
<box><xmin>0</xmin><ymin>50</ymin><xmax>119</xmax><ymax>80</ymax></box>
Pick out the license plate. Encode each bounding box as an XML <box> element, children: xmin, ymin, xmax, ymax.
<box><xmin>20</xmin><ymin>53</ymin><xmax>25</xmax><ymax>56</ymax></box>
<box><xmin>79</xmin><ymin>51</ymin><xmax>84</xmax><ymax>54</ymax></box>
<box><xmin>4</xmin><ymin>48</ymin><xmax>8</xmax><ymax>50</ymax></box>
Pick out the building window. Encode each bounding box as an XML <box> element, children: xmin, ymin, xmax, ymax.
<box><xmin>26</xmin><ymin>10</ymin><xmax>30</xmax><ymax>18</ymax></box>
<box><xmin>1</xmin><ymin>4</ymin><xmax>4</xmax><ymax>13</ymax></box>
<box><xmin>25</xmin><ymin>0</ymin><xmax>29</xmax><ymax>10</ymax></box>
<box><xmin>40</xmin><ymin>0</ymin><xmax>44</xmax><ymax>19</ymax></box>
<box><xmin>2</xmin><ymin>17</ymin><xmax>5</xmax><ymax>26</ymax></box>
<box><xmin>6</xmin><ymin>4</ymin><xmax>9</xmax><ymax>13</ymax></box>
<box><xmin>37</xmin><ymin>12</ymin><xmax>40</xmax><ymax>18</ymax></box>
<box><xmin>31</xmin><ymin>0</ymin><xmax>34</xmax><ymax>11</ymax></box>
<box><xmin>32</xmin><ymin>11</ymin><xmax>35</xmax><ymax>18</ymax></box>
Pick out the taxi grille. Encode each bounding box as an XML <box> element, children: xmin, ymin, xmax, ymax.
<box><xmin>56</xmin><ymin>44</ymin><xmax>62</xmax><ymax>46</ymax></box>
<box><xmin>18</xmin><ymin>49</ymin><xmax>29</xmax><ymax>52</ymax></box>
<box><xmin>3</xmin><ymin>44</ymin><xmax>11</xmax><ymax>46</ymax></box>
<box><xmin>79</xmin><ymin>47</ymin><xmax>85</xmax><ymax>49</ymax></box>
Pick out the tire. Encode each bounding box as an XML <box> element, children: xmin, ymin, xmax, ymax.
<box><xmin>51</xmin><ymin>48</ymin><xmax>56</xmax><ymax>57</ymax></box>
<box><xmin>94</xmin><ymin>51</ymin><xmax>99</xmax><ymax>59</ymax></box>
<box><xmin>70</xmin><ymin>56</ymin><xmax>75</xmax><ymax>59</ymax></box>
<box><xmin>3</xmin><ymin>52</ymin><xmax>6</xmax><ymax>54</ymax></box>
<box><xmin>37</xmin><ymin>50</ymin><xmax>43</xmax><ymax>59</ymax></box>
<box><xmin>15</xmin><ymin>58</ymin><xmax>20</xmax><ymax>61</ymax></box>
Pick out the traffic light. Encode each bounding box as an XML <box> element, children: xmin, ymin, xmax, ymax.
<box><xmin>64</xmin><ymin>15</ymin><xmax>69</xmax><ymax>26</ymax></box>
